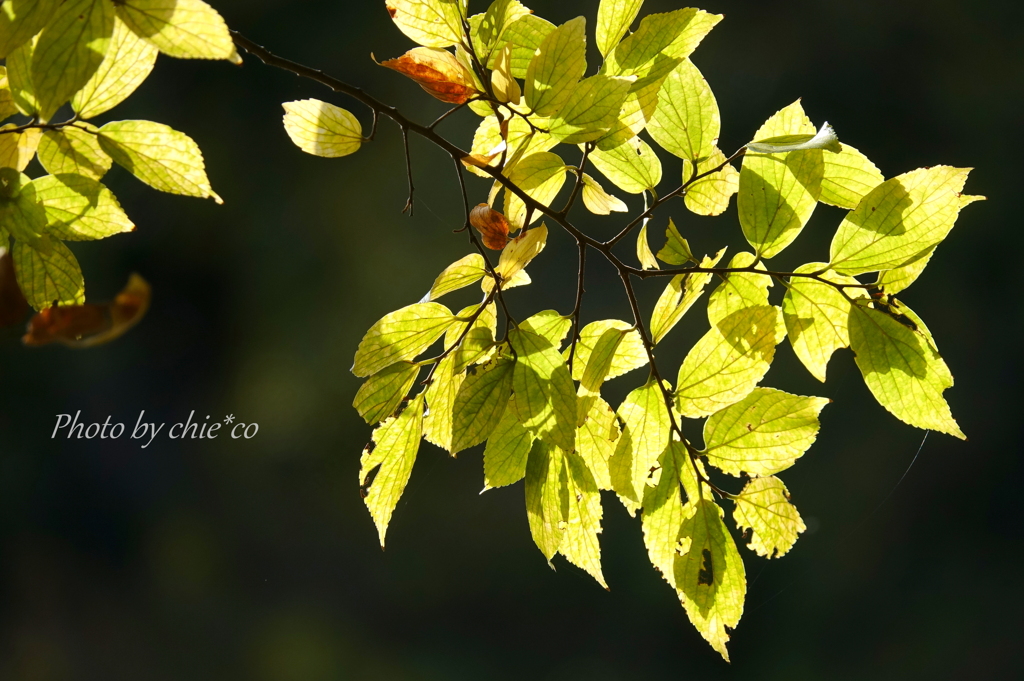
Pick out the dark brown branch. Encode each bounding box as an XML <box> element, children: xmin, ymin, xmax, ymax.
<box><xmin>400</xmin><ymin>127</ymin><xmax>415</xmax><ymax>214</ymax></box>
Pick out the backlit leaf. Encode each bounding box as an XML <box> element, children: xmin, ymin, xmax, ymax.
<box><xmin>641</xmin><ymin>441</ymin><xmax>685</xmax><ymax>587</ymax></box>
<box><xmin>577</xmin><ymin>326</ymin><xmax>625</xmax><ymax>425</ymax></box>
<box><xmin>576</xmin><ymin>396</ymin><xmax>618</xmax><ymax>490</ymax></box>
<box><xmin>0</xmin><ymin>0</ymin><xmax>59</xmax><ymax>58</ymax></box>
<box><xmin>6</xmin><ymin>34</ymin><xmax>38</xmax><ymax>115</ymax></box>
<box><xmin>452</xmin><ymin>355</ymin><xmax>514</xmax><ymax>453</ymax></box>
<box><xmin>386</xmin><ymin>0</ymin><xmax>466</xmax><ymax>49</ymax></box>
<box><xmin>11</xmin><ymin>238</ymin><xmax>84</xmax><ymax>309</ymax></box>
<box><xmin>487</xmin><ymin>13</ymin><xmax>553</xmax><ymax>79</ymax></box>
<box><xmin>650</xmin><ymin>248</ymin><xmax>724</xmax><ymax>344</ymax></box>
<box><xmin>29</xmin><ymin>173</ymin><xmax>134</xmax><ymax>240</ymax></box>
<box><xmin>509</xmin><ymin>326</ymin><xmax>576</xmax><ymax>452</ymax></box>
<box><xmin>601</xmin><ymin>8</ymin><xmax>720</xmax><ymax>83</ymax></box>
<box><xmin>580</xmin><ymin>173</ymin><xmax>628</xmax><ymax>214</ymax></box>
<box><xmin>732</xmin><ymin>476</ymin><xmax>805</xmax><ymax>558</ymax></box>
<box><xmin>115</xmin><ymin>0</ymin><xmax>236</xmax><ymax>60</ymax></box>
<box><xmin>683</xmin><ymin>146</ymin><xmax>739</xmax><ymax>216</ymax></box>
<box><xmin>446</xmin><ymin>302</ymin><xmax>498</xmax><ymax>373</ymax></box>
<box><xmin>560</xmin><ymin>449</ymin><xmax>607</xmax><ymax>588</ymax></box>
<box><xmin>422</xmin><ymin>353</ymin><xmax>464</xmax><ymax>453</ymax></box>
<box><xmin>647</xmin><ymin>59</ymin><xmax>719</xmax><ymax>163</ymax></box>
<box><xmin>282</xmin><ymin>99</ymin><xmax>363</xmax><ymax>159</ymax></box>
<box><xmin>38</xmin><ymin>124</ymin><xmax>112</xmax><ymax>180</ymax></box>
<box><xmin>504</xmin><ymin>151</ymin><xmax>566</xmax><ymax>228</ymax></box>
<box><xmin>656</xmin><ymin>218</ymin><xmax>693</xmax><ymax>265</ymax></box>
<box><xmin>636</xmin><ymin>222</ymin><xmax>658</xmax><ymax>270</ymax></box>
<box><xmin>569</xmin><ymin>319</ymin><xmax>647</xmax><ymax>381</ymax></box>
<box><xmin>595</xmin><ymin>0</ymin><xmax>644</xmax><ymax>57</ymax></box>
<box><xmin>486</xmin><ymin>221</ymin><xmax>546</xmax><ymax>289</ymax></box>
<box><xmin>590</xmin><ymin>134</ymin><xmax>662</xmax><ymax>194</ymax></box>
<box><xmin>353</xmin><ymin>361</ymin><xmax>420</xmax><ymax>424</ymax></box>
<box><xmin>0</xmin><ymin>125</ymin><xmax>40</xmax><ymax>170</ymax></box>
<box><xmin>381</xmin><ymin>46</ymin><xmax>479</xmax><ymax>104</ymax></box>
<box><xmin>520</xmin><ymin>309</ymin><xmax>571</xmax><ymax>350</ymax></box>
<box><xmin>424</xmin><ymin>253</ymin><xmax>487</xmax><ymax>301</ymax></box>
<box><xmin>609</xmin><ymin>377</ymin><xmax>672</xmax><ymax>503</ymax></box>
<box><xmin>524</xmin><ymin>440</ymin><xmax>565</xmax><ymax>561</ymax></box>
<box><xmin>352</xmin><ymin>302</ymin><xmax>456</xmax><ymax>377</ymax></box>
<box><xmin>819</xmin><ymin>143</ymin><xmax>884</xmax><ymax>209</ymax></box>
<box><xmin>524</xmin><ymin>16</ymin><xmax>586</xmax><ymax>117</ymax></box>
<box><xmin>469</xmin><ymin>0</ymin><xmax>530</xmax><ymax>61</ymax></box>
<box><xmin>0</xmin><ymin>66</ymin><xmax>17</xmax><ymax>120</ymax></box>
<box><xmin>546</xmin><ymin>74</ymin><xmax>634</xmax><ymax>144</ymax></box>
<box><xmin>483</xmin><ymin>399</ymin><xmax>533</xmax><ymax>489</ymax></box>
<box><xmin>72</xmin><ymin>15</ymin><xmax>157</xmax><ymax>119</ymax></box>
<box><xmin>706</xmin><ymin>251</ymin><xmax>770</xmax><ymax>327</ymax></box>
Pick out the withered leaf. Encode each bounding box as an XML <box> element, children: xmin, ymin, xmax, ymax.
<box><xmin>470</xmin><ymin>203</ymin><xmax>511</xmax><ymax>250</ymax></box>
<box><xmin>23</xmin><ymin>273</ymin><xmax>151</xmax><ymax>348</ymax></box>
<box><xmin>0</xmin><ymin>250</ymin><xmax>29</xmax><ymax>327</ymax></box>
<box><xmin>380</xmin><ymin>47</ymin><xmax>479</xmax><ymax>104</ymax></box>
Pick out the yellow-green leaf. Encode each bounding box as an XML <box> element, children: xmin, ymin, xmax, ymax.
<box><xmin>72</xmin><ymin>16</ymin><xmax>158</xmax><ymax>119</ymax></box>
<box><xmin>486</xmin><ymin>13</ymin><xmax>553</xmax><ymax>79</ymax></box>
<box><xmin>682</xmin><ymin>147</ymin><xmax>739</xmax><ymax>216</ymax></box>
<box><xmin>569</xmin><ymin>318</ymin><xmax>648</xmax><ymax>381</ymax></box>
<box><xmin>115</xmin><ymin>0</ymin><xmax>235</xmax><ymax>60</ymax></box>
<box><xmin>0</xmin><ymin>0</ymin><xmax>59</xmax><ymax>59</ymax></box>
<box><xmin>576</xmin><ymin>396</ymin><xmax>618</xmax><ymax>491</ymax></box>
<box><xmin>650</xmin><ymin>248</ymin><xmax>724</xmax><ymax>344</ymax></box>
<box><xmin>577</xmin><ymin>326</ymin><xmax>625</xmax><ymax>425</ymax></box>
<box><xmin>282</xmin><ymin>99</ymin><xmax>363</xmax><ymax>159</ymax></box>
<box><xmin>641</xmin><ymin>442</ymin><xmax>685</xmax><ymax>587</ymax></box>
<box><xmin>353</xmin><ymin>361</ymin><xmax>420</xmax><ymax>424</ymax></box>
<box><xmin>447</xmin><ymin>302</ymin><xmax>497</xmax><ymax>374</ymax></box>
<box><xmin>386</xmin><ymin>0</ymin><xmax>466</xmax><ymax>49</ymax></box>
<box><xmin>38</xmin><ymin>124</ymin><xmax>111</xmax><ymax>180</ymax></box>
<box><xmin>601</xmin><ymin>8</ymin><xmax>720</xmax><ymax>83</ymax></box>
<box><xmin>28</xmin><ymin>173</ymin><xmax>134</xmax><ymax>240</ymax></box>
<box><xmin>486</xmin><ymin>222</ymin><xmax>547</xmax><ymax>290</ymax></box>
<box><xmin>819</xmin><ymin>143</ymin><xmax>884</xmax><ymax>209</ymax></box>
<box><xmin>0</xmin><ymin>124</ymin><xmax>40</xmax><ymax>170</ymax></box>
<box><xmin>595</xmin><ymin>0</ymin><xmax>644</xmax><ymax>57</ymax></box>
<box><xmin>6</xmin><ymin>34</ymin><xmax>38</xmax><ymax>116</ymax></box>
<box><xmin>359</xmin><ymin>394</ymin><xmax>424</xmax><ymax>548</ymax></box>
<box><xmin>352</xmin><ymin>302</ymin><xmax>456</xmax><ymax>377</ymax></box>
<box><xmin>98</xmin><ymin>119</ymin><xmax>220</xmax><ymax>201</ymax></box>
<box><xmin>520</xmin><ymin>309</ymin><xmax>571</xmax><ymax>350</ymax></box>
<box><xmin>423</xmin><ymin>352</ymin><xmax>464</xmax><ymax>453</ymax></box>
<box><xmin>424</xmin><ymin>253</ymin><xmax>486</xmax><ymax>301</ymax></box>
<box><xmin>469</xmin><ymin>0</ymin><xmax>529</xmax><ymax>60</ymax></box>
<box><xmin>524</xmin><ymin>440</ymin><xmax>565</xmax><ymax>561</ymax></box>
<box><xmin>733</xmin><ymin>476</ymin><xmax>805</xmax><ymax>559</ymax></box>
<box><xmin>647</xmin><ymin>59</ymin><xmax>719</xmax><ymax>163</ymax></box>
<box><xmin>483</xmin><ymin>399</ymin><xmax>533</xmax><ymax>489</ymax></box>
<box><xmin>590</xmin><ymin>134</ymin><xmax>661</xmax><ymax>194</ymax></box>
<box><xmin>466</xmin><ymin>112</ymin><xmax>557</xmax><ymax>178</ymax></box>
<box><xmin>609</xmin><ymin>377</ymin><xmax>672</xmax><ymax>503</ymax></box>
<box><xmin>560</xmin><ymin>449</ymin><xmax>607</xmax><ymax>588</ymax></box>
<box><xmin>656</xmin><ymin>218</ymin><xmax>692</xmax><ymax>265</ymax></box>
<box><xmin>0</xmin><ymin>66</ymin><xmax>19</xmax><ymax>120</ymax></box>
<box><xmin>636</xmin><ymin>221</ymin><xmax>658</xmax><ymax>270</ymax></box>
<box><xmin>580</xmin><ymin>172</ymin><xmax>627</xmax><ymax>214</ymax></box>
<box><xmin>503</xmin><ymin>151</ymin><xmax>566</xmax><ymax>228</ymax></box>
<box><xmin>11</xmin><ymin>237</ymin><xmax>84</xmax><ymax>309</ymax></box>
<box><xmin>452</xmin><ymin>355</ymin><xmax>514</xmax><ymax>453</ymax></box>
<box><xmin>524</xmin><ymin>16</ymin><xmax>586</xmax><ymax>117</ymax></box>
<box><xmin>546</xmin><ymin>74</ymin><xmax>635</xmax><ymax>144</ymax></box>
<box><xmin>509</xmin><ymin>326</ymin><xmax>577</xmax><ymax>452</ymax></box>
<box><xmin>706</xmin><ymin>251</ymin><xmax>770</xmax><ymax>327</ymax></box>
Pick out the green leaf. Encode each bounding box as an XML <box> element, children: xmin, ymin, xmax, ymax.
<box><xmin>0</xmin><ymin>125</ymin><xmax>40</xmax><ymax>170</ymax></box>
<box><xmin>28</xmin><ymin>173</ymin><xmax>134</xmax><ymax>240</ymax></box>
<box><xmin>746</xmin><ymin>121</ymin><xmax>841</xmax><ymax>154</ymax></box>
<box><xmin>11</xmin><ymin>238</ymin><xmax>84</xmax><ymax>309</ymax></box>
<box><xmin>577</xmin><ymin>326</ymin><xmax>625</xmax><ymax>425</ymax></box>
<box><xmin>524</xmin><ymin>440</ymin><xmax>566</xmax><ymax>561</ymax></box>
<box><xmin>650</xmin><ymin>248</ymin><xmax>724</xmax><ymax>344</ymax></box>
<box><xmin>452</xmin><ymin>355</ymin><xmax>514</xmax><ymax>453</ymax></box>
<box><xmin>422</xmin><ymin>352</ymin><xmax>464</xmax><ymax>453</ymax></box>
<box><xmin>98</xmin><ymin>119</ymin><xmax>220</xmax><ymax>201</ymax></box>
<box><xmin>601</xmin><ymin>8</ymin><xmax>721</xmax><ymax>82</ymax></box>
<box><xmin>682</xmin><ymin>146</ymin><xmax>739</xmax><ymax>216</ymax></box>
<box><xmin>115</xmin><ymin>0</ymin><xmax>236</xmax><ymax>60</ymax></box>
<box><xmin>482</xmin><ymin>400</ymin><xmax>534</xmax><ymax>489</ymax></box>
<box><xmin>352</xmin><ymin>302</ymin><xmax>456</xmax><ymax>377</ymax></box>
<box><xmin>590</xmin><ymin>134</ymin><xmax>662</xmax><ymax>194</ymax></box>
<box><xmin>580</xmin><ymin>172</ymin><xmax>628</xmax><ymax>214</ymax></box>
<box><xmin>447</xmin><ymin>302</ymin><xmax>498</xmax><ymax>373</ymax></box>
<box><xmin>636</xmin><ymin>222</ymin><xmax>658</xmax><ymax>270</ymax></box>
<box><xmin>0</xmin><ymin>170</ymin><xmax>45</xmax><ymax>244</ymax></box>
<box><xmin>828</xmin><ymin>166</ymin><xmax>976</xmax><ymax>275</ymax></box>
<box><xmin>359</xmin><ymin>393</ymin><xmax>425</xmax><ymax>548</ymax></box>
<box><xmin>31</xmin><ymin>0</ymin><xmax>114</xmax><ymax>121</ymax></box>
<box><xmin>353</xmin><ymin>361</ymin><xmax>420</xmax><ymax>425</ymax></box>
<box><xmin>568</xmin><ymin>318</ymin><xmax>648</xmax><ymax>381</ymax></box>
<box><xmin>674</xmin><ymin>498</ymin><xmax>745</xmax><ymax>661</ymax></box>
<box><xmin>641</xmin><ymin>441</ymin><xmax>686</xmax><ymax>588</ymax></box>
<box><xmin>781</xmin><ymin>262</ymin><xmax>866</xmax><ymax>382</ymax></box>
<box><xmin>560</xmin><ymin>449</ymin><xmax>607</xmax><ymax>588</ymax></box>
<box><xmin>595</xmin><ymin>0</ymin><xmax>643</xmax><ymax>57</ymax></box>
<box><xmin>737</xmin><ymin>101</ymin><xmax>824</xmax><ymax>259</ymax></box>
<box><xmin>0</xmin><ymin>0</ymin><xmax>59</xmax><ymax>58</ymax></box>
<box><xmin>466</xmin><ymin>112</ymin><xmax>557</xmax><ymax>178</ymax></box>
<box><xmin>676</xmin><ymin>305</ymin><xmax>784</xmax><ymax>418</ymax></box>
<box><xmin>609</xmin><ymin>377</ymin><xmax>672</xmax><ymax>503</ymax></box>
<box><xmin>848</xmin><ymin>301</ymin><xmax>964</xmax><ymax>439</ymax></box>
<box><xmin>486</xmin><ymin>13</ymin><xmax>554</xmax><ymax>79</ymax></box>
<box><xmin>819</xmin><ymin>143</ymin><xmax>884</xmax><ymax>209</ymax></box>
<box><xmin>546</xmin><ymin>74</ymin><xmax>635</xmax><ymax>144</ymax></box>
<box><xmin>656</xmin><ymin>217</ymin><xmax>693</xmax><ymax>265</ymax></box>
<box><xmin>576</xmin><ymin>396</ymin><xmax>618</xmax><ymax>490</ymax></box>
<box><xmin>6</xmin><ymin>33</ymin><xmax>38</xmax><ymax>116</ymax></box>
<box><xmin>509</xmin><ymin>327</ymin><xmax>577</xmax><ymax>452</ymax></box>
<box><xmin>424</xmin><ymin>253</ymin><xmax>486</xmax><ymax>301</ymax></box>
<box><xmin>386</xmin><ymin>0</ymin><xmax>466</xmax><ymax>49</ymax></box>
<box><xmin>282</xmin><ymin>99</ymin><xmax>363</xmax><ymax>159</ymax></box>
<box><xmin>469</xmin><ymin>0</ymin><xmax>529</xmax><ymax>60</ymax></box>
<box><xmin>503</xmin><ymin>152</ymin><xmax>566</xmax><ymax>228</ymax></box>
<box><xmin>524</xmin><ymin>16</ymin><xmax>586</xmax><ymax>117</ymax></box>
<box><xmin>485</xmin><ymin>222</ymin><xmax>547</xmax><ymax>291</ymax></box>
<box><xmin>703</xmin><ymin>387</ymin><xmax>829</xmax><ymax>477</ymax></box>
<box><xmin>38</xmin><ymin>124</ymin><xmax>112</xmax><ymax>180</ymax></box>
<box><xmin>733</xmin><ymin>476</ymin><xmax>805</xmax><ymax>559</ymax></box>
<box><xmin>72</xmin><ymin>16</ymin><xmax>158</xmax><ymax>119</ymax></box>
<box><xmin>706</xmin><ymin>251</ymin><xmax>770</xmax><ymax>327</ymax></box>
<box><xmin>0</xmin><ymin>66</ymin><xmax>18</xmax><ymax>120</ymax></box>
<box><xmin>647</xmin><ymin>59</ymin><xmax>719</xmax><ymax>163</ymax></box>
<box><xmin>520</xmin><ymin>309</ymin><xmax>571</xmax><ymax>350</ymax></box>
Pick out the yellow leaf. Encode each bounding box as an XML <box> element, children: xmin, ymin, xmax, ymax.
<box><xmin>115</xmin><ymin>0</ymin><xmax>235</xmax><ymax>60</ymax></box>
<box><xmin>282</xmin><ymin>99</ymin><xmax>363</xmax><ymax>159</ymax></box>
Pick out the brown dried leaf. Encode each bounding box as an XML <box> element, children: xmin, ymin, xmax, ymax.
<box><xmin>470</xmin><ymin>203</ymin><xmax>511</xmax><ymax>250</ymax></box>
<box><xmin>23</xmin><ymin>273</ymin><xmax>151</xmax><ymax>348</ymax></box>
<box><xmin>380</xmin><ymin>47</ymin><xmax>479</xmax><ymax>104</ymax></box>
<box><xmin>0</xmin><ymin>250</ymin><xmax>29</xmax><ymax>327</ymax></box>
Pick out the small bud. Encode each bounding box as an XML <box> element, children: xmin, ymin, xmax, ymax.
<box><xmin>469</xmin><ymin>203</ymin><xmax>511</xmax><ymax>250</ymax></box>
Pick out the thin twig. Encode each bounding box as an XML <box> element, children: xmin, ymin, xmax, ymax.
<box><xmin>566</xmin><ymin>242</ymin><xmax>587</xmax><ymax>374</ymax></box>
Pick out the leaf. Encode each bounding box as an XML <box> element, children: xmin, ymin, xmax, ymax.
<box><xmin>641</xmin><ymin>442</ymin><xmax>685</xmax><ymax>587</ymax></box>
<box><xmin>524</xmin><ymin>16</ymin><xmax>587</xmax><ymax>117</ymax></box>
<box><xmin>828</xmin><ymin>166</ymin><xmax>976</xmax><ymax>275</ymax></box>
<box><xmin>0</xmin><ymin>0</ymin><xmax>59</xmax><ymax>59</ymax></box>
<box><xmin>503</xmin><ymin>151</ymin><xmax>566</xmax><ymax>228</ymax></box>
<box><xmin>848</xmin><ymin>301</ymin><xmax>964</xmax><ymax>439</ymax></box>
<box><xmin>609</xmin><ymin>377</ymin><xmax>672</xmax><ymax>503</ymax></box>
<box><xmin>466</xmin><ymin>203</ymin><xmax>510</xmax><ymax>250</ymax></box>
<box><xmin>98</xmin><ymin>119</ymin><xmax>220</xmax><ymax>201</ymax></box>
<box><xmin>656</xmin><ymin>218</ymin><xmax>693</xmax><ymax>265</ymax></box>
<box><xmin>524</xmin><ymin>440</ymin><xmax>565</xmax><ymax>561</ymax></box>
<box><xmin>649</xmin><ymin>248</ymin><xmax>724</xmax><ymax>344</ymax></box>
<box><xmin>482</xmin><ymin>400</ymin><xmax>533</xmax><ymax>489</ymax></box>
<box><xmin>465</xmin><ymin>112</ymin><xmax>556</xmax><ymax>178</ymax></box>
<box><xmin>386</xmin><ymin>0</ymin><xmax>466</xmax><ymax>49</ymax></box>
<box><xmin>359</xmin><ymin>393</ymin><xmax>425</xmax><ymax>548</ymax></box>
<box><xmin>520</xmin><ymin>309</ymin><xmax>571</xmax><ymax>350</ymax></box>
<box><xmin>546</xmin><ymin>74</ymin><xmax>635</xmax><ymax>144</ymax></box>
<box><xmin>576</xmin><ymin>396</ymin><xmax>618</xmax><ymax>490</ymax></box>
<box><xmin>71</xmin><ymin>16</ymin><xmax>158</xmax><ymax>119</ymax></box>
<box><xmin>352</xmin><ymin>302</ymin><xmax>456</xmax><ymax>377</ymax></box>
<box><xmin>115</xmin><ymin>0</ymin><xmax>235</xmax><ymax>60</ymax></box>
<box><xmin>601</xmin><ymin>8</ymin><xmax>721</xmax><ymax>82</ymax></box>
<box><xmin>733</xmin><ymin>476</ymin><xmax>805</xmax><ymax>559</ymax></box>
<box><xmin>819</xmin><ymin>144</ymin><xmax>884</xmax><ymax>209</ymax></box>
<box><xmin>509</xmin><ymin>326</ymin><xmax>577</xmax><ymax>452</ymax></box>
<box><xmin>485</xmin><ymin>222</ymin><xmax>547</xmax><ymax>290</ymax></box>
<box><xmin>0</xmin><ymin>66</ymin><xmax>18</xmax><ymax>120</ymax></box>
<box><xmin>469</xmin><ymin>0</ymin><xmax>530</xmax><ymax>61</ymax></box>
<box><xmin>681</xmin><ymin>147</ymin><xmax>739</xmax><ymax>216</ymax></box>
<box><xmin>0</xmin><ymin>125</ymin><xmax>41</xmax><ymax>171</ymax></box>
<box><xmin>706</xmin><ymin>251</ymin><xmax>771</xmax><ymax>327</ymax></box>
<box><xmin>5</xmin><ymin>33</ymin><xmax>38</xmax><ymax>116</ymax></box>
<box><xmin>381</xmin><ymin>46</ymin><xmax>479</xmax><ymax>104</ymax></box>
<box><xmin>560</xmin><ymin>449</ymin><xmax>607</xmax><ymax>588</ymax></box>
<box><xmin>282</xmin><ymin>99</ymin><xmax>363</xmax><ymax>159</ymax></box>
<box><xmin>577</xmin><ymin>325</ymin><xmax>625</xmax><ymax>418</ymax></box>
<box><xmin>781</xmin><ymin>262</ymin><xmax>866</xmax><ymax>382</ymax></box>
<box><xmin>675</xmin><ymin>305</ymin><xmax>784</xmax><ymax>419</ymax></box>
<box><xmin>0</xmin><ymin>170</ymin><xmax>46</xmax><ymax>245</ymax></box>
<box><xmin>590</xmin><ymin>134</ymin><xmax>661</xmax><ymax>194</ymax></box>
<box><xmin>28</xmin><ymin>173</ymin><xmax>134</xmax><ymax>240</ymax></box>
<box><xmin>422</xmin><ymin>352</ymin><xmax>464</xmax><ymax>452</ymax></box>
<box><xmin>485</xmin><ymin>45</ymin><xmax>519</xmax><ymax>105</ymax></box>
<box><xmin>569</xmin><ymin>319</ymin><xmax>647</xmax><ymax>381</ymax></box>
<box><xmin>452</xmin><ymin>355</ymin><xmax>514</xmax><ymax>453</ymax></box>
<box><xmin>11</xmin><ymin>238</ymin><xmax>84</xmax><ymax>309</ymax></box>
<box><xmin>595</xmin><ymin>0</ymin><xmax>644</xmax><ymax>57</ymax></box>
<box><xmin>746</xmin><ymin>121</ymin><xmax>841</xmax><ymax>154</ymax></box>
<box><xmin>647</xmin><ymin>59</ymin><xmax>719</xmax><ymax>163</ymax></box>
<box><xmin>38</xmin><ymin>124</ymin><xmax>112</xmax><ymax>180</ymax></box>
<box><xmin>636</xmin><ymin>222</ymin><xmax>658</xmax><ymax>270</ymax></box>
<box><xmin>674</xmin><ymin>498</ymin><xmax>745</xmax><ymax>661</ymax></box>
<box><xmin>446</xmin><ymin>302</ymin><xmax>497</xmax><ymax>374</ymax></box>
<box><xmin>580</xmin><ymin>173</ymin><xmax>627</xmax><ymax>214</ymax></box>
<box><xmin>353</xmin><ymin>361</ymin><xmax>420</xmax><ymax>425</ymax></box>
<box><xmin>22</xmin><ymin>272</ymin><xmax>150</xmax><ymax>347</ymax></box>
<box><xmin>486</xmin><ymin>13</ymin><xmax>553</xmax><ymax>79</ymax></box>
<box><xmin>737</xmin><ymin>101</ymin><xmax>824</xmax><ymax>259</ymax></box>
<box><xmin>703</xmin><ymin>387</ymin><xmax>828</xmax><ymax>477</ymax></box>
<box><xmin>424</xmin><ymin>253</ymin><xmax>486</xmax><ymax>301</ymax></box>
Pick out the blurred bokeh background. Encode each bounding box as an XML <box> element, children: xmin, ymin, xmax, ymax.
<box><xmin>1</xmin><ymin>0</ymin><xmax>1021</xmax><ymax>678</ymax></box>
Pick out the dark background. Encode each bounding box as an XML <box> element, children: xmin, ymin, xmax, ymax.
<box><xmin>1</xmin><ymin>0</ymin><xmax>1021</xmax><ymax>678</ymax></box>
